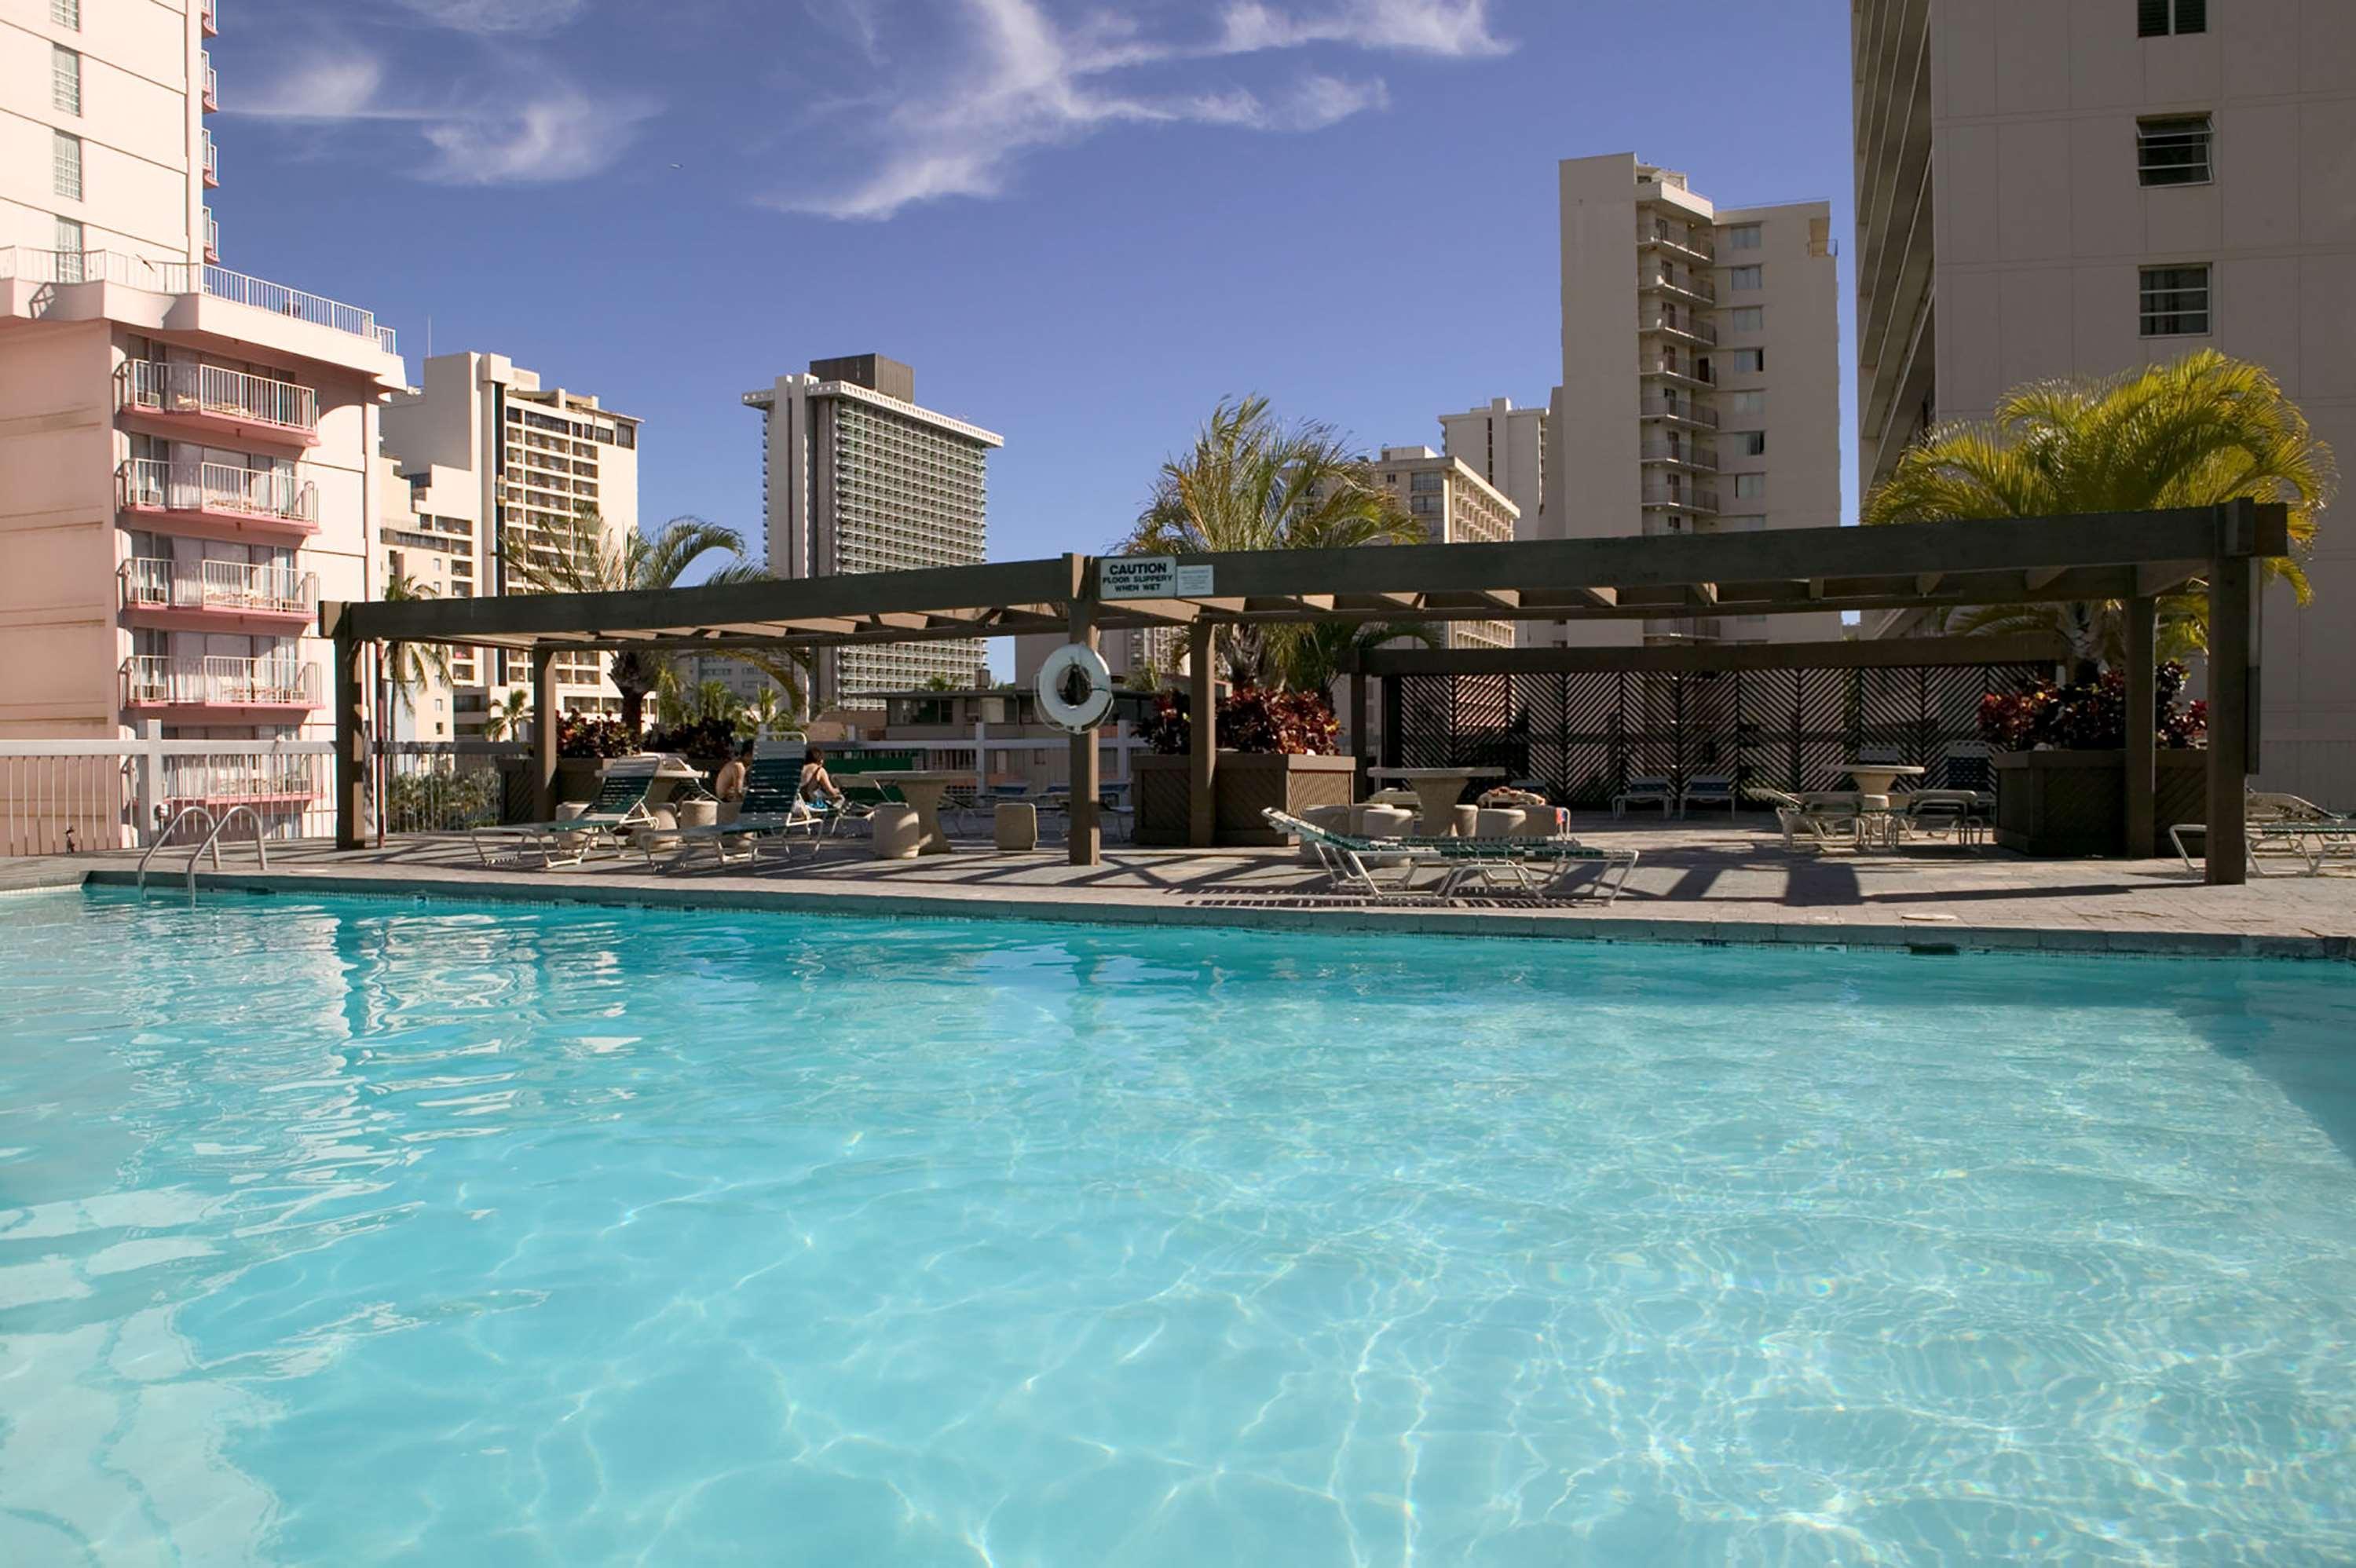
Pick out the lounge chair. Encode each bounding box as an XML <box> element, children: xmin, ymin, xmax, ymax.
<box><xmin>1901</xmin><ymin>788</ymin><xmax>1992</xmax><ymax>846</ymax></box>
<box><xmin>1747</xmin><ymin>785</ymin><xmax>1858</xmax><ymax>851</ymax></box>
<box><xmin>1678</xmin><ymin>773</ymin><xmax>1739</xmax><ymax>817</ymax></box>
<box><xmin>665</xmin><ymin>742</ymin><xmax>822</xmax><ymax>869</ymax></box>
<box><xmin>1612</xmin><ymin>775</ymin><xmax>1675</xmax><ymax>817</ymax></box>
<box><xmin>2171</xmin><ymin>791</ymin><xmax>2356</xmax><ymax>877</ymax></box>
<box><xmin>471</xmin><ymin>755</ymin><xmax>664</xmax><ymax>869</ymax></box>
<box><xmin>1266</xmin><ymin>809</ymin><xmax>1640</xmax><ymax>904</ymax></box>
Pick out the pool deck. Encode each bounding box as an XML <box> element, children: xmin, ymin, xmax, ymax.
<box><xmin>9</xmin><ymin>813</ymin><xmax>2352</xmax><ymax>960</ymax></box>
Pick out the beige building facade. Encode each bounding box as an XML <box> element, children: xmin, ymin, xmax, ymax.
<box><xmin>380</xmin><ymin>352</ymin><xmax>641</xmax><ymax>734</ymax></box>
<box><xmin>1437</xmin><ymin>397</ymin><xmax>1547</xmax><ymax>538</ymax></box>
<box><xmin>1370</xmin><ymin>445</ymin><xmax>1520</xmax><ymax>650</ymax></box>
<box><xmin>744</xmin><ymin>354</ymin><xmax>1001</xmax><ymax>706</ymax></box>
<box><xmin>1850</xmin><ymin>0</ymin><xmax>2356</xmax><ymax>805</ymax></box>
<box><xmin>1545</xmin><ymin>152</ymin><xmax>1844</xmax><ymax>649</ymax></box>
<box><xmin>0</xmin><ymin>0</ymin><xmax>403</xmax><ymax>843</ymax></box>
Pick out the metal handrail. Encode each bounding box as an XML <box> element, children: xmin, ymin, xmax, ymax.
<box><xmin>136</xmin><ymin>805</ymin><xmax>214</xmax><ymax>890</ymax></box>
<box><xmin>188</xmin><ymin>805</ymin><xmax>269</xmax><ymax>894</ymax></box>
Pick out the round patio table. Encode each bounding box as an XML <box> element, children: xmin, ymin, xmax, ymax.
<box><xmin>1845</xmin><ymin>762</ymin><xmax>1926</xmax><ymax>797</ymax></box>
<box><xmin>1368</xmin><ymin>766</ymin><xmax>1505</xmax><ymax>837</ymax></box>
<box><xmin>880</xmin><ymin>771</ymin><xmax>975</xmax><ymax>856</ymax></box>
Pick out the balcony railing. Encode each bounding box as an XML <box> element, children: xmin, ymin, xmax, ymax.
<box><xmin>123</xmin><ymin>557</ymin><xmax>316</xmax><ymax>618</ymax></box>
<box><xmin>119</xmin><ymin>458</ymin><xmax>317</xmax><ymax>526</ymax></box>
<box><xmin>1640</xmin><ymin>481</ymin><xmax>1720</xmax><ymax>512</ymax></box>
<box><xmin>123</xmin><ymin>655</ymin><xmax>319</xmax><ymax>710</ymax></box>
<box><xmin>200</xmin><ymin>0</ymin><xmax>218</xmax><ymax>36</ymax></box>
<box><xmin>1640</xmin><ymin>394</ymin><xmax>1719</xmax><ymax>427</ymax></box>
<box><xmin>1644</xmin><ymin>221</ymin><xmax>1714</xmax><ymax>261</ymax></box>
<box><xmin>202</xmin><ymin>129</ymin><xmax>218</xmax><ymax>187</ymax></box>
<box><xmin>1641</xmin><ymin>309</ymin><xmax>1717</xmax><ymax>346</ymax></box>
<box><xmin>1641</xmin><ymin>353</ymin><xmax>1714</xmax><ymax>385</ymax></box>
<box><xmin>1641</xmin><ymin>268</ymin><xmax>1716</xmax><ymax>303</ymax></box>
<box><xmin>121</xmin><ymin>358</ymin><xmax>318</xmax><ymax>435</ymax></box>
<box><xmin>202</xmin><ymin>53</ymin><xmax>218</xmax><ymax>111</ymax></box>
<box><xmin>203</xmin><ymin>207</ymin><xmax>219</xmax><ymax>262</ymax></box>
<box><xmin>1640</xmin><ymin>440</ymin><xmax>1719</xmax><ymax>471</ymax></box>
<box><xmin>0</xmin><ymin>248</ymin><xmax>397</xmax><ymax>353</ymax></box>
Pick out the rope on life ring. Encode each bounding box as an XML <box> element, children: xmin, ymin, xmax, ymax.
<box><xmin>1037</xmin><ymin>643</ymin><xmax>1115</xmax><ymax>734</ymax></box>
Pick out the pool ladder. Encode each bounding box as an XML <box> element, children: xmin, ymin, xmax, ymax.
<box><xmin>135</xmin><ymin>804</ymin><xmax>269</xmax><ymax>895</ymax></box>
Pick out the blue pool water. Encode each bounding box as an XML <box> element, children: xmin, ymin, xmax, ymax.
<box><xmin>1</xmin><ymin>891</ymin><xmax>2353</xmax><ymax>1565</ymax></box>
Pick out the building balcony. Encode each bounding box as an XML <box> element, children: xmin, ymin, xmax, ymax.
<box><xmin>122</xmin><ymin>557</ymin><xmax>316</xmax><ymax>630</ymax></box>
<box><xmin>1644</xmin><ymin>616</ymin><xmax>1725</xmax><ymax>644</ymax></box>
<box><xmin>1640</xmin><ymin>480</ymin><xmax>1720</xmax><ymax>514</ymax></box>
<box><xmin>1640</xmin><ymin>353</ymin><xmax>1714</xmax><ymax>389</ymax></box>
<box><xmin>119</xmin><ymin>359</ymin><xmax>319</xmax><ymax>444</ymax></box>
<box><xmin>1641</xmin><ymin>309</ymin><xmax>1717</xmax><ymax>346</ymax></box>
<box><xmin>202</xmin><ymin>129</ymin><xmax>218</xmax><ymax>188</ymax></box>
<box><xmin>203</xmin><ymin>208</ymin><xmax>219</xmax><ymax>264</ymax></box>
<box><xmin>0</xmin><ymin>248</ymin><xmax>398</xmax><ymax>354</ymax></box>
<box><xmin>202</xmin><ymin>53</ymin><xmax>218</xmax><ymax>111</ymax></box>
<box><xmin>119</xmin><ymin>459</ymin><xmax>319</xmax><ymax>540</ymax></box>
<box><xmin>162</xmin><ymin>755</ymin><xmax>324</xmax><ymax>816</ymax></box>
<box><xmin>1640</xmin><ymin>440</ymin><xmax>1718</xmax><ymax>472</ymax></box>
<box><xmin>123</xmin><ymin>655</ymin><xmax>318</xmax><ymax>717</ymax></box>
<box><xmin>1639</xmin><ymin>394</ymin><xmax>1719</xmax><ymax>429</ymax></box>
<box><xmin>1641</xmin><ymin>221</ymin><xmax>1714</xmax><ymax>263</ymax></box>
<box><xmin>200</xmin><ymin>0</ymin><xmax>218</xmax><ymax>36</ymax></box>
<box><xmin>1640</xmin><ymin>269</ymin><xmax>1715</xmax><ymax>305</ymax></box>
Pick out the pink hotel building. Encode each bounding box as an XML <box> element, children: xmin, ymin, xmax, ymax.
<box><xmin>0</xmin><ymin>0</ymin><xmax>401</xmax><ymax>761</ymax></box>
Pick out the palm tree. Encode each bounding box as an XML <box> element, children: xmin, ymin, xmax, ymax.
<box><xmin>736</xmin><ymin>685</ymin><xmax>795</xmax><ymax>742</ymax></box>
<box><xmin>1116</xmin><ymin>396</ymin><xmax>1426</xmax><ymax>686</ymax></box>
<box><xmin>1863</xmin><ymin>350</ymin><xmax>2334</xmax><ymax>673</ymax></box>
<box><xmin>1267</xmin><ymin>619</ymin><xmax>1437</xmax><ymax>705</ymax></box>
<box><xmin>506</xmin><ymin>509</ymin><xmax>808</xmax><ymax>733</ymax></box>
<box><xmin>479</xmin><ymin>689</ymin><xmax>532</xmax><ymax>741</ymax></box>
<box><xmin>379</xmin><ymin>571</ymin><xmax>452</xmax><ymax>715</ymax></box>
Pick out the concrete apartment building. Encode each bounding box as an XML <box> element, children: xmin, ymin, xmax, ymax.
<box><xmin>1438</xmin><ymin>397</ymin><xmax>1548</xmax><ymax>537</ymax></box>
<box><xmin>379</xmin><ymin>352</ymin><xmax>641</xmax><ymax>734</ymax></box>
<box><xmin>1370</xmin><ymin>445</ymin><xmax>1520</xmax><ymax>650</ymax></box>
<box><xmin>744</xmin><ymin>354</ymin><xmax>1002</xmax><ymax>707</ymax></box>
<box><xmin>1851</xmin><ymin>0</ymin><xmax>2356</xmax><ymax>804</ymax></box>
<box><xmin>0</xmin><ymin>0</ymin><xmax>403</xmax><ymax>808</ymax></box>
<box><xmin>1545</xmin><ymin>152</ymin><xmax>1844</xmax><ymax>649</ymax></box>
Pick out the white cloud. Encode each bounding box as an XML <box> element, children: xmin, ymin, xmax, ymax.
<box><xmin>1218</xmin><ymin>0</ymin><xmax>1510</xmax><ymax>58</ymax></box>
<box><xmin>392</xmin><ymin>0</ymin><xmax>590</xmax><ymax>36</ymax></box>
<box><xmin>773</xmin><ymin>0</ymin><xmax>1443</xmax><ymax>221</ymax></box>
<box><xmin>420</xmin><ymin>90</ymin><xmax>658</xmax><ymax>184</ymax></box>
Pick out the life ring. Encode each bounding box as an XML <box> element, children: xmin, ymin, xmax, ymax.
<box><xmin>1037</xmin><ymin>643</ymin><xmax>1115</xmax><ymax>734</ymax></box>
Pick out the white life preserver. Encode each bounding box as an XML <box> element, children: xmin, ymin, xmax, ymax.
<box><xmin>1037</xmin><ymin>643</ymin><xmax>1115</xmax><ymax>734</ymax></box>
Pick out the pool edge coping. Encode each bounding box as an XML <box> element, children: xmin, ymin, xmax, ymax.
<box><xmin>66</xmin><ymin>866</ymin><xmax>2356</xmax><ymax>963</ymax></box>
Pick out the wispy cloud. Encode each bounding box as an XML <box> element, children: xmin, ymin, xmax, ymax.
<box><xmin>391</xmin><ymin>0</ymin><xmax>590</xmax><ymax>36</ymax></box>
<box><xmin>421</xmin><ymin>90</ymin><xmax>660</xmax><ymax>184</ymax></box>
<box><xmin>771</xmin><ymin>0</ymin><xmax>1500</xmax><ymax>221</ymax></box>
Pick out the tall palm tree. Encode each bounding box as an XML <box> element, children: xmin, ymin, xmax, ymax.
<box><xmin>1115</xmin><ymin>396</ymin><xmax>1426</xmax><ymax>686</ymax></box>
<box><xmin>1863</xmin><ymin>350</ymin><xmax>2334</xmax><ymax>672</ymax></box>
<box><xmin>736</xmin><ymin>685</ymin><xmax>795</xmax><ymax>742</ymax></box>
<box><xmin>479</xmin><ymin>689</ymin><xmax>532</xmax><ymax>742</ymax></box>
<box><xmin>1266</xmin><ymin>619</ymin><xmax>1437</xmax><ymax>706</ymax></box>
<box><xmin>506</xmin><ymin>509</ymin><xmax>808</xmax><ymax>733</ymax></box>
<box><xmin>379</xmin><ymin>571</ymin><xmax>451</xmax><ymax>714</ymax></box>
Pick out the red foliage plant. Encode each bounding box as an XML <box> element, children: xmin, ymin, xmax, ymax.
<box><xmin>1146</xmin><ymin>687</ymin><xmax>1340</xmax><ymax>755</ymax></box>
<box><xmin>1977</xmin><ymin>661</ymin><xmax>2206</xmax><ymax>752</ymax></box>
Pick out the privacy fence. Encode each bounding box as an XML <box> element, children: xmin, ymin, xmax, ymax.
<box><xmin>1373</xmin><ymin>638</ymin><xmax>2063</xmax><ymax>806</ymax></box>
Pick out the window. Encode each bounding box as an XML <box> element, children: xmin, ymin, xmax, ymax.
<box><xmin>51</xmin><ymin>0</ymin><xmax>80</xmax><ymax>26</ymax></box>
<box><xmin>1729</xmin><ymin>265</ymin><xmax>1763</xmax><ymax>291</ymax></box>
<box><xmin>53</xmin><ymin>45</ymin><xmax>80</xmax><ymax>114</ymax></box>
<box><xmin>2138</xmin><ymin>0</ymin><xmax>2204</xmax><ymax>37</ymax></box>
<box><xmin>1734</xmin><ymin>474</ymin><xmax>1767</xmax><ymax>499</ymax></box>
<box><xmin>1409</xmin><ymin>470</ymin><xmax>1442</xmax><ymax>492</ymax></box>
<box><xmin>1729</xmin><ymin>306</ymin><xmax>1763</xmax><ymax>332</ymax></box>
<box><xmin>53</xmin><ymin>216</ymin><xmax>83</xmax><ymax>279</ymax></box>
<box><xmin>1727</xmin><ymin>224</ymin><xmax>1762</xmax><ymax>250</ymax></box>
<box><xmin>2140</xmin><ymin>265</ymin><xmax>2210</xmax><ymax>335</ymax></box>
<box><xmin>53</xmin><ymin>131</ymin><xmax>82</xmax><ymax>200</ymax></box>
<box><xmin>1733</xmin><ymin>431</ymin><xmax>1767</xmax><ymax>456</ymax></box>
<box><xmin>1727</xmin><ymin>348</ymin><xmax>1765</xmax><ymax>375</ymax></box>
<box><xmin>1729</xmin><ymin>389</ymin><xmax>1766</xmax><ymax>416</ymax></box>
<box><xmin>2138</xmin><ymin>115</ymin><xmax>2213</xmax><ymax>185</ymax></box>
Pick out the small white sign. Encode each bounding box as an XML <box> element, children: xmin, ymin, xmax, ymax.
<box><xmin>1099</xmin><ymin>557</ymin><xmax>1216</xmax><ymax>600</ymax></box>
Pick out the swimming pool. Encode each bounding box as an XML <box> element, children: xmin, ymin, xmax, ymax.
<box><xmin>2</xmin><ymin>889</ymin><xmax>2351</xmax><ymax>1564</ymax></box>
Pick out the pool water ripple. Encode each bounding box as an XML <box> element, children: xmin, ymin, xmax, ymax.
<box><xmin>0</xmin><ymin>890</ymin><xmax>2351</xmax><ymax>1564</ymax></box>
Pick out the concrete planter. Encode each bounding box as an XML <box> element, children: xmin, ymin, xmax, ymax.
<box><xmin>1132</xmin><ymin>751</ymin><xmax>1357</xmax><ymax>846</ymax></box>
<box><xmin>1992</xmin><ymin>748</ymin><xmax>2207</xmax><ymax>857</ymax></box>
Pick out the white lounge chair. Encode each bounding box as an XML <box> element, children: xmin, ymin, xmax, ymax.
<box><xmin>2171</xmin><ymin>791</ymin><xmax>2356</xmax><ymax>877</ymax></box>
<box><xmin>471</xmin><ymin>755</ymin><xmax>664</xmax><ymax>868</ymax></box>
<box><xmin>1613</xmin><ymin>775</ymin><xmax>1675</xmax><ymax>817</ymax></box>
<box><xmin>1747</xmin><ymin>785</ymin><xmax>1858</xmax><ymax>851</ymax></box>
<box><xmin>1266</xmin><ymin>809</ymin><xmax>1641</xmax><ymax>904</ymax></box>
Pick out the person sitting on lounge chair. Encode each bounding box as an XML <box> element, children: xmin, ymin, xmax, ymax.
<box><xmin>712</xmin><ymin>740</ymin><xmax>752</xmax><ymax>804</ymax></box>
<box><xmin>800</xmin><ymin>747</ymin><xmax>848</xmax><ymax>807</ymax></box>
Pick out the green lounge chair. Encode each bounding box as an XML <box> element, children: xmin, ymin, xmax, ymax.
<box><xmin>472</xmin><ymin>755</ymin><xmax>664</xmax><ymax>869</ymax></box>
<box><xmin>1266</xmin><ymin>809</ymin><xmax>1640</xmax><ymax>903</ymax></box>
<box><xmin>665</xmin><ymin>742</ymin><xmax>822</xmax><ymax>869</ymax></box>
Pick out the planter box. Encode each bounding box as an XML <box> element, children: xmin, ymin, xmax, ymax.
<box><xmin>1992</xmin><ymin>749</ymin><xmax>2207</xmax><ymax>857</ymax></box>
<box><xmin>1132</xmin><ymin>751</ymin><xmax>1357</xmax><ymax>846</ymax></box>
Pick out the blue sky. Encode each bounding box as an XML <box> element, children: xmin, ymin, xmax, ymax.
<box><xmin>217</xmin><ymin>0</ymin><xmax>1857</xmax><ymax>579</ymax></box>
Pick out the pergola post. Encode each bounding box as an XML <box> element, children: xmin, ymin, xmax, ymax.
<box><xmin>1067</xmin><ymin>579</ymin><xmax>1101</xmax><ymax>868</ymax></box>
<box><xmin>1346</xmin><ymin>652</ymin><xmax>1369</xmax><ymax>801</ymax></box>
<box><xmin>1187</xmin><ymin>619</ymin><xmax>1215</xmax><ymax>849</ymax></box>
<box><xmin>2125</xmin><ymin>595</ymin><xmax>2157</xmax><ymax>857</ymax></box>
<box><xmin>330</xmin><ymin>609</ymin><xmax>367</xmax><ymax>851</ymax></box>
<box><xmin>2205</xmin><ymin>502</ymin><xmax>2255</xmax><ymax>886</ymax></box>
<box><xmin>531</xmin><ymin>646</ymin><xmax>560</xmax><ymax>823</ymax></box>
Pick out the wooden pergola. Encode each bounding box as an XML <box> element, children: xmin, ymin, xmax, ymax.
<box><xmin>324</xmin><ymin>502</ymin><xmax>2288</xmax><ymax>883</ymax></box>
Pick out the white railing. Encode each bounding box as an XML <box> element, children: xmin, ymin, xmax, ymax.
<box><xmin>120</xmin><ymin>457</ymin><xmax>316</xmax><ymax>524</ymax></box>
<box><xmin>203</xmin><ymin>207</ymin><xmax>218</xmax><ymax>261</ymax></box>
<box><xmin>1640</xmin><ymin>395</ymin><xmax>1719</xmax><ymax>427</ymax></box>
<box><xmin>1641</xmin><ymin>269</ymin><xmax>1717</xmax><ymax>302</ymax></box>
<box><xmin>200</xmin><ymin>0</ymin><xmax>217</xmax><ymax>35</ymax></box>
<box><xmin>203</xmin><ymin>54</ymin><xmax>218</xmax><ymax>109</ymax></box>
<box><xmin>1641</xmin><ymin>353</ymin><xmax>1714</xmax><ymax>384</ymax></box>
<box><xmin>0</xmin><ymin>729</ymin><xmax>334</xmax><ymax>855</ymax></box>
<box><xmin>121</xmin><ymin>357</ymin><xmax>317</xmax><ymax>433</ymax></box>
<box><xmin>122</xmin><ymin>655</ymin><xmax>319</xmax><ymax>708</ymax></box>
<box><xmin>1639</xmin><ymin>440</ymin><xmax>1719</xmax><ymax>471</ymax></box>
<box><xmin>1640</xmin><ymin>481</ymin><xmax>1721</xmax><ymax>512</ymax></box>
<box><xmin>123</xmin><ymin>557</ymin><xmax>316</xmax><ymax>617</ymax></box>
<box><xmin>0</xmin><ymin>248</ymin><xmax>396</xmax><ymax>353</ymax></box>
<box><xmin>202</xmin><ymin>128</ymin><xmax>218</xmax><ymax>184</ymax></box>
<box><xmin>1641</xmin><ymin>310</ymin><xmax>1718</xmax><ymax>345</ymax></box>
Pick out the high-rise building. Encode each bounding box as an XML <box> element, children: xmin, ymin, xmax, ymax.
<box><xmin>380</xmin><ymin>353</ymin><xmax>641</xmax><ymax>732</ymax></box>
<box><xmin>1849</xmin><ymin>0</ymin><xmax>2356</xmax><ymax>803</ymax></box>
<box><xmin>744</xmin><ymin>355</ymin><xmax>1001</xmax><ymax>706</ymax></box>
<box><xmin>1544</xmin><ymin>152</ymin><xmax>1844</xmax><ymax>649</ymax></box>
<box><xmin>0</xmin><ymin>0</ymin><xmax>403</xmax><ymax>807</ymax></box>
<box><xmin>1438</xmin><ymin>397</ymin><xmax>1548</xmax><ymax>539</ymax></box>
<box><xmin>1369</xmin><ymin>445</ymin><xmax>1520</xmax><ymax>650</ymax></box>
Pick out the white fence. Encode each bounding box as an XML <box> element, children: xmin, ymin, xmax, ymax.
<box><xmin>121</xmin><ymin>357</ymin><xmax>318</xmax><ymax>433</ymax></box>
<box><xmin>123</xmin><ymin>556</ymin><xmax>316</xmax><ymax>616</ymax></box>
<box><xmin>120</xmin><ymin>456</ymin><xmax>317</xmax><ymax>525</ymax></box>
<box><xmin>0</xmin><ymin>247</ymin><xmax>396</xmax><ymax>353</ymax></box>
<box><xmin>0</xmin><ymin>730</ymin><xmax>335</xmax><ymax>854</ymax></box>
